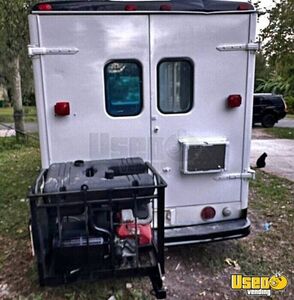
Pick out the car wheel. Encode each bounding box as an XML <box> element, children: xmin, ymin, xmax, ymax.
<box><xmin>261</xmin><ymin>113</ymin><xmax>276</xmax><ymax>128</ymax></box>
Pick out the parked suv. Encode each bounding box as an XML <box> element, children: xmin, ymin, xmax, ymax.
<box><xmin>253</xmin><ymin>93</ymin><xmax>287</xmax><ymax>128</ymax></box>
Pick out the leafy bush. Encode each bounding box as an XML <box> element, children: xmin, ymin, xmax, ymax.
<box><xmin>255</xmin><ymin>72</ymin><xmax>293</xmax><ymax>95</ymax></box>
<box><xmin>285</xmin><ymin>95</ymin><xmax>294</xmax><ymax>114</ymax></box>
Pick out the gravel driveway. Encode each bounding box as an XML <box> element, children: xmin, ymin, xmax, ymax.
<box><xmin>250</xmin><ymin>137</ymin><xmax>294</xmax><ymax>182</ymax></box>
<box><xmin>276</xmin><ymin>117</ymin><xmax>294</xmax><ymax>128</ymax></box>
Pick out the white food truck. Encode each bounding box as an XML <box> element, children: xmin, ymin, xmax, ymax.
<box><xmin>28</xmin><ymin>0</ymin><xmax>258</xmax><ymax>293</ymax></box>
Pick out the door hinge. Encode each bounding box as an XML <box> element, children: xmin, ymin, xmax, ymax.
<box><xmin>214</xmin><ymin>169</ymin><xmax>255</xmax><ymax>181</ymax></box>
<box><xmin>28</xmin><ymin>45</ymin><xmax>79</xmax><ymax>57</ymax></box>
<box><xmin>216</xmin><ymin>42</ymin><xmax>261</xmax><ymax>52</ymax></box>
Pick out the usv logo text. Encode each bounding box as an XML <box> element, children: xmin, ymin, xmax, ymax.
<box><xmin>231</xmin><ymin>274</ymin><xmax>288</xmax><ymax>296</ymax></box>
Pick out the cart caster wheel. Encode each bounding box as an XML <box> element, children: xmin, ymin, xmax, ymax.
<box><xmin>150</xmin><ymin>279</ymin><xmax>166</xmax><ymax>299</ymax></box>
<box><xmin>155</xmin><ymin>288</ymin><xmax>166</xmax><ymax>299</ymax></box>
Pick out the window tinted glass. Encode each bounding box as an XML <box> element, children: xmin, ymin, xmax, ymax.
<box><xmin>105</xmin><ymin>61</ymin><xmax>143</xmax><ymax>116</ymax></box>
<box><xmin>254</xmin><ymin>96</ymin><xmax>261</xmax><ymax>105</ymax></box>
<box><xmin>158</xmin><ymin>59</ymin><xmax>193</xmax><ymax>113</ymax></box>
<box><xmin>272</xmin><ymin>97</ymin><xmax>283</xmax><ymax>104</ymax></box>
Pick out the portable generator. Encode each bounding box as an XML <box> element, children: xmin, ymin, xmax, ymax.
<box><xmin>29</xmin><ymin>158</ymin><xmax>167</xmax><ymax>299</ymax></box>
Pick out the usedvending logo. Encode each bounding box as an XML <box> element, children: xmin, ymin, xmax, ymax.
<box><xmin>231</xmin><ymin>274</ymin><xmax>288</xmax><ymax>296</ymax></box>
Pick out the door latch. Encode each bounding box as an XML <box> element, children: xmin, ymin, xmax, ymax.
<box><xmin>216</xmin><ymin>42</ymin><xmax>261</xmax><ymax>52</ymax></box>
<box><xmin>28</xmin><ymin>45</ymin><xmax>79</xmax><ymax>57</ymax></box>
<box><xmin>214</xmin><ymin>169</ymin><xmax>256</xmax><ymax>180</ymax></box>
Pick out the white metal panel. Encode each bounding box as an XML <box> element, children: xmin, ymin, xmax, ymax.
<box><xmin>150</xmin><ymin>14</ymin><xmax>251</xmax><ymax>224</ymax></box>
<box><xmin>29</xmin><ymin>15</ymin><xmax>50</xmax><ymax>168</ymax></box>
<box><xmin>240</xmin><ymin>12</ymin><xmax>257</xmax><ymax>209</ymax></box>
<box><xmin>33</xmin><ymin>15</ymin><xmax>151</xmax><ymax>167</ymax></box>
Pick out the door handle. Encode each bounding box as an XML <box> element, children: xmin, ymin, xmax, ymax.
<box><xmin>154</xmin><ymin>126</ymin><xmax>159</xmax><ymax>133</ymax></box>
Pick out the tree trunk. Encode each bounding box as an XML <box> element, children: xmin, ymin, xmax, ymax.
<box><xmin>11</xmin><ymin>55</ymin><xmax>25</xmax><ymax>140</ymax></box>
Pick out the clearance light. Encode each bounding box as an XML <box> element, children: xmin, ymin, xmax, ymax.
<box><xmin>201</xmin><ymin>207</ymin><xmax>216</xmax><ymax>220</ymax></box>
<box><xmin>37</xmin><ymin>3</ymin><xmax>53</xmax><ymax>11</ymax></box>
<box><xmin>54</xmin><ymin>102</ymin><xmax>70</xmax><ymax>116</ymax></box>
<box><xmin>228</xmin><ymin>94</ymin><xmax>242</xmax><ymax>108</ymax></box>
<box><xmin>237</xmin><ymin>3</ymin><xmax>253</xmax><ymax>10</ymax></box>
<box><xmin>160</xmin><ymin>4</ymin><xmax>172</xmax><ymax>11</ymax></box>
<box><xmin>125</xmin><ymin>5</ymin><xmax>137</xmax><ymax>11</ymax></box>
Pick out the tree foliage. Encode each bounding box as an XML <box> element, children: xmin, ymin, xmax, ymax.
<box><xmin>0</xmin><ymin>1</ymin><xmax>31</xmax><ymax>57</ymax></box>
<box><xmin>0</xmin><ymin>0</ymin><xmax>38</xmax><ymax>138</ymax></box>
<box><xmin>256</xmin><ymin>0</ymin><xmax>294</xmax><ymax>98</ymax></box>
<box><xmin>254</xmin><ymin>52</ymin><xmax>270</xmax><ymax>90</ymax></box>
<box><xmin>0</xmin><ymin>0</ymin><xmax>36</xmax><ymax>105</ymax></box>
<box><xmin>261</xmin><ymin>0</ymin><xmax>294</xmax><ymax>68</ymax></box>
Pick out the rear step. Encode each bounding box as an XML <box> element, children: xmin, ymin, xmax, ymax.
<box><xmin>164</xmin><ymin>218</ymin><xmax>250</xmax><ymax>246</ymax></box>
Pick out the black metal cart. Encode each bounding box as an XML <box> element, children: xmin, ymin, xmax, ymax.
<box><xmin>29</xmin><ymin>160</ymin><xmax>167</xmax><ymax>299</ymax></box>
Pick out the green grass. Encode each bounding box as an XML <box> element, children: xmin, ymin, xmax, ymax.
<box><xmin>233</xmin><ymin>171</ymin><xmax>294</xmax><ymax>276</ymax></box>
<box><xmin>181</xmin><ymin>171</ymin><xmax>294</xmax><ymax>277</ymax></box>
<box><xmin>264</xmin><ymin>127</ymin><xmax>294</xmax><ymax>139</ymax></box>
<box><xmin>0</xmin><ymin>106</ymin><xmax>37</xmax><ymax>123</ymax></box>
<box><xmin>0</xmin><ymin>137</ymin><xmax>40</xmax><ymax>236</ymax></box>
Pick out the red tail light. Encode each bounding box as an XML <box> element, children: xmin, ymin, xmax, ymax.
<box><xmin>125</xmin><ymin>4</ymin><xmax>137</xmax><ymax>11</ymax></box>
<box><xmin>201</xmin><ymin>207</ymin><xmax>216</xmax><ymax>220</ymax></box>
<box><xmin>160</xmin><ymin>4</ymin><xmax>172</xmax><ymax>11</ymax></box>
<box><xmin>228</xmin><ymin>94</ymin><xmax>242</xmax><ymax>108</ymax></box>
<box><xmin>37</xmin><ymin>3</ymin><xmax>53</xmax><ymax>11</ymax></box>
<box><xmin>54</xmin><ymin>102</ymin><xmax>70</xmax><ymax>116</ymax></box>
<box><xmin>237</xmin><ymin>3</ymin><xmax>253</xmax><ymax>10</ymax></box>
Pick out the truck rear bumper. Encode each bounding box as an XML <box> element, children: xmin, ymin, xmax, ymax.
<box><xmin>164</xmin><ymin>218</ymin><xmax>250</xmax><ymax>246</ymax></box>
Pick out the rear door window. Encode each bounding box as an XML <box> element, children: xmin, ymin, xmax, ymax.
<box><xmin>158</xmin><ymin>59</ymin><xmax>193</xmax><ymax>114</ymax></box>
<box><xmin>105</xmin><ymin>61</ymin><xmax>143</xmax><ymax>117</ymax></box>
